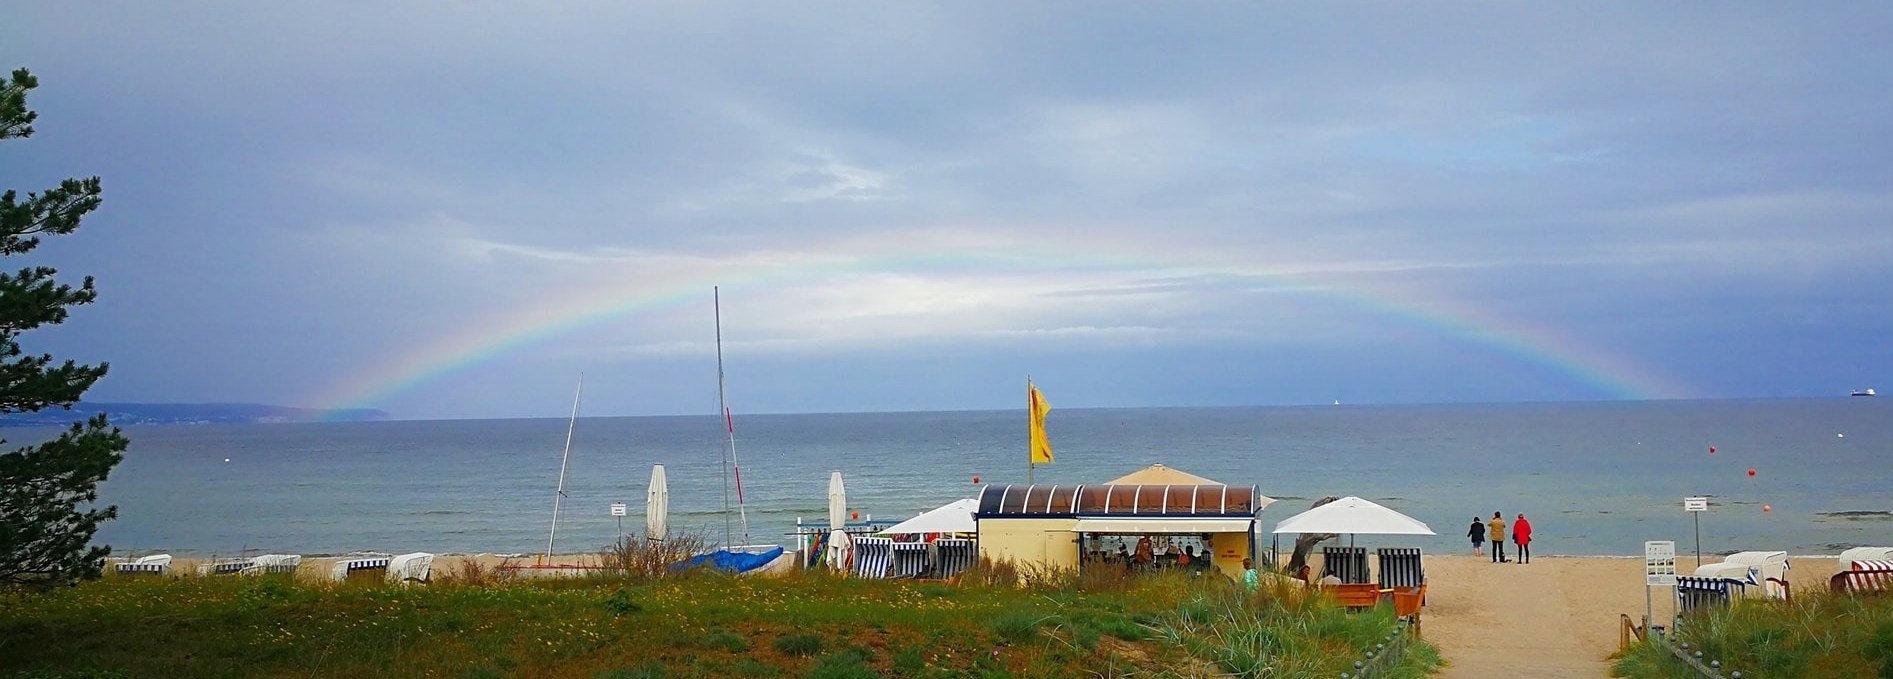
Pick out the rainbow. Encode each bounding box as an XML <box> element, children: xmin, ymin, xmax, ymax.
<box><xmin>311</xmin><ymin>235</ymin><xmax>1689</xmax><ymax>415</ymax></box>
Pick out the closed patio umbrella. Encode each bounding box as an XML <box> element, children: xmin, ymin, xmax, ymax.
<box><xmin>646</xmin><ymin>464</ymin><xmax>669</xmax><ymax>540</ymax></box>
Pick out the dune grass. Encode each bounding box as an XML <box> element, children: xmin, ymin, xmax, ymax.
<box><xmin>0</xmin><ymin>563</ymin><xmax>1437</xmax><ymax>678</ymax></box>
<box><xmin>1612</xmin><ymin>592</ymin><xmax>1893</xmax><ymax>679</ymax></box>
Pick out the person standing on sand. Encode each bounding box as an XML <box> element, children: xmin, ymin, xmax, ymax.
<box><xmin>1514</xmin><ymin>513</ymin><xmax>1533</xmax><ymax>564</ymax></box>
<box><xmin>1488</xmin><ymin>512</ymin><xmax>1508</xmax><ymax>563</ymax></box>
<box><xmin>1241</xmin><ymin>558</ymin><xmax>1259</xmax><ymax>591</ymax></box>
<box><xmin>1468</xmin><ymin>517</ymin><xmax>1485</xmax><ymax>556</ymax></box>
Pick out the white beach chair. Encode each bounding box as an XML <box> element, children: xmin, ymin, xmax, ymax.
<box><xmin>329</xmin><ymin>553</ymin><xmax>392</xmax><ymax>582</ymax></box>
<box><xmin>1724</xmin><ymin>551</ymin><xmax>1790</xmax><ymax>599</ymax></box>
<box><xmin>1839</xmin><ymin>547</ymin><xmax>1893</xmax><ymax>568</ymax></box>
<box><xmin>387</xmin><ymin>552</ymin><xmax>435</xmax><ymax>584</ymax></box>
<box><xmin>115</xmin><ymin>554</ymin><xmax>172</xmax><ymax>576</ymax></box>
<box><xmin>243</xmin><ymin>554</ymin><xmax>302</xmax><ymax>575</ymax></box>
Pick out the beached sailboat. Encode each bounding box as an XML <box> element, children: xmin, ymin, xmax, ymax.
<box><xmin>677</xmin><ymin>288</ymin><xmax>787</xmax><ymax>574</ymax></box>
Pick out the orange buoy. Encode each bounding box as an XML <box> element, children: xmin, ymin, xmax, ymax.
<box><xmin>1763</xmin><ymin>505</ymin><xmax>1772</xmax><ymax>512</ymax></box>
<box><xmin>851</xmin><ymin>511</ymin><xmax>859</xmax><ymax>520</ymax></box>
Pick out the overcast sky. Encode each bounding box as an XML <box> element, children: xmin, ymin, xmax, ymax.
<box><xmin>4</xmin><ymin>3</ymin><xmax>1889</xmax><ymax>419</ymax></box>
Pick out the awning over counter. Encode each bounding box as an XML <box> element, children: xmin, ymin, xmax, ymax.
<box><xmin>1069</xmin><ymin>518</ymin><xmax>1255</xmax><ymax>534</ymax></box>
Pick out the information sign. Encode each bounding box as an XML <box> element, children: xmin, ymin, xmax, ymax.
<box><xmin>1645</xmin><ymin>540</ymin><xmax>1677</xmax><ymax>586</ymax></box>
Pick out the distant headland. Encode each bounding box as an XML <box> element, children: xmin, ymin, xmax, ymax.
<box><xmin>0</xmin><ymin>402</ymin><xmax>391</xmax><ymax>427</ymax></box>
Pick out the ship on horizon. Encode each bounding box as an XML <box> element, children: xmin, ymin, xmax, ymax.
<box><xmin>1853</xmin><ymin>388</ymin><xmax>1876</xmax><ymax>397</ymax></box>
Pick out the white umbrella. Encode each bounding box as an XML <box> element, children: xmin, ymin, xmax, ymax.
<box><xmin>646</xmin><ymin>464</ymin><xmax>669</xmax><ymax>540</ymax></box>
<box><xmin>827</xmin><ymin>471</ymin><xmax>847</xmax><ymax>530</ymax></box>
<box><xmin>1271</xmin><ymin>496</ymin><xmax>1435</xmax><ymax>536</ymax></box>
<box><xmin>877</xmin><ymin>499</ymin><xmax>978</xmax><ymax>536</ymax></box>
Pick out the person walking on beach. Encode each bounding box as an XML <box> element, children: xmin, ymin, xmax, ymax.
<box><xmin>1514</xmin><ymin>513</ymin><xmax>1533</xmax><ymax>564</ymax></box>
<box><xmin>1468</xmin><ymin>516</ymin><xmax>1485</xmax><ymax>557</ymax></box>
<box><xmin>1488</xmin><ymin>512</ymin><xmax>1507</xmax><ymax>563</ymax></box>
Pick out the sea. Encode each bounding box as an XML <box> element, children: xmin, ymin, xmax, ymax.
<box><xmin>32</xmin><ymin>398</ymin><xmax>1893</xmax><ymax>559</ymax></box>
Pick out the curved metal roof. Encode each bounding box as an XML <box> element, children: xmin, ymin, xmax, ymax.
<box><xmin>975</xmin><ymin>484</ymin><xmax>1265</xmax><ymax>519</ymax></box>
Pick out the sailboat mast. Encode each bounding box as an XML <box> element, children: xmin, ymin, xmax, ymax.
<box><xmin>714</xmin><ymin>287</ymin><xmax>750</xmax><ymax>545</ymax></box>
<box><xmin>546</xmin><ymin>374</ymin><xmax>584</xmax><ymax>561</ymax></box>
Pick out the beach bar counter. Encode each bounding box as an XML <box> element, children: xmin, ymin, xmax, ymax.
<box><xmin>974</xmin><ymin>483</ymin><xmax>1271</xmax><ymax>580</ymax></box>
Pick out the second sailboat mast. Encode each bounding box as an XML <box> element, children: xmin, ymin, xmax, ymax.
<box><xmin>714</xmin><ymin>287</ymin><xmax>750</xmax><ymax>546</ymax></box>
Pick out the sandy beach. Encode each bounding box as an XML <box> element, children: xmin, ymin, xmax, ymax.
<box><xmin>1421</xmin><ymin>554</ymin><xmax>1841</xmax><ymax>678</ymax></box>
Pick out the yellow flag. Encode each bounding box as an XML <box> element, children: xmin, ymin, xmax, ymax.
<box><xmin>1028</xmin><ymin>382</ymin><xmax>1054</xmax><ymax>464</ymax></box>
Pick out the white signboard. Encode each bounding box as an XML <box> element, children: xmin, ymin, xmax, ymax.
<box><xmin>609</xmin><ymin>502</ymin><xmax>627</xmax><ymax>517</ymax></box>
<box><xmin>1645</xmin><ymin>540</ymin><xmax>1678</xmax><ymax>586</ymax></box>
<box><xmin>1684</xmin><ymin>497</ymin><xmax>1708</xmax><ymax>512</ymax></box>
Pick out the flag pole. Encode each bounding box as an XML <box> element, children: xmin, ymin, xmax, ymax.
<box><xmin>1026</xmin><ymin>375</ymin><xmax>1034</xmax><ymax>485</ymax></box>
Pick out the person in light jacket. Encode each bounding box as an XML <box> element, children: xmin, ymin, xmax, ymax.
<box><xmin>1468</xmin><ymin>516</ymin><xmax>1485</xmax><ymax>557</ymax></box>
<box><xmin>1488</xmin><ymin>512</ymin><xmax>1507</xmax><ymax>563</ymax></box>
<box><xmin>1513</xmin><ymin>513</ymin><xmax>1533</xmax><ymax>564</ymax></box>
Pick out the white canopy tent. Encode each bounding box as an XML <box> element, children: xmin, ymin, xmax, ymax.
<box><xmin>878</xmin><ymin>498</ymin><xmax>977</xmax><ymax>536</ymax></box>
<box><xmin>1271</xmin><ymin>496</ymin><xmax>1435</xmax><ymax>536</ymax></box>
<box><xmin>646</xmin><ymin>464</ymin><xmax>669</xmax><ymax>540</ymax></box>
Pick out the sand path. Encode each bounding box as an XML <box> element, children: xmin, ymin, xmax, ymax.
<box><xmin>1423</xmin><ymin>556</ymin><xmax>1619</xmax><ymax>678</ymax></box>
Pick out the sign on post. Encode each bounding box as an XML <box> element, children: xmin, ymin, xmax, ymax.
<box><xmin>610</xmin><ymin>503</ymin><xmax>627</xmax><ymax>517</ymax></box>
<box><xmin>1684</xmin><ymin>497</ymin><xmax>1708</xmax><ymax>512</ymax></box>
<box><xmin>1645</xmin><ymin>541</ymin><xmax>1677</xmax><ymax>586</ymax></box>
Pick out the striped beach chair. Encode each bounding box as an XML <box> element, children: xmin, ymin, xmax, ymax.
<box><xmin>891</xmin><ymin>541</ymin><xmax>931</xmax><ymax>578</ymax></box>
<box><xmin>1322</xmin><ymin>546</ymin><xmax>1369</xmax><ymax>584</ymax></box>
<box><xmin>934</xmin><ymin>538</ymin><xmax>977</xmax><ymax>578</ymax></box>
<box><xmin>853</xmin><ymin>537</ymin><xmax>893</xmax><ymax>579</ymax></box>
<box><xmin>1676</xmin><ymin>576</ymin><xmax>1743</xmax><ymax>614</ymax></box>
<box><xmin>243</xmin><ymin>554</ymin><xmax>302</xmax><ymax>575</ymax></box>
<box><xmin>114</xmin><ymin>554</ymin><xmax>172</xmax><ymax>576</ymax></box>
<box><xmin>1376</xmin><ymin>548</ymin><xmax>1425</xmax><ymax>588</ymax></box>
<box><xmin>329</xmin><ymin>554</ymin><xmax>392</xmax><ymax>582</ymax></box>
<box><xmin>1832</xmin><ymin>567</ymin><xmax>1893</xmax><ymax>594</ymax></box>
<box><xmin>1850</xmin><ymin>559</ymin><xmax>1893</xmax><ymax>572</ymax></box>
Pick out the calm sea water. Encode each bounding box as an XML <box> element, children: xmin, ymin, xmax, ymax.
<box><xmin>48</xmin><ymin>399</ymin><xmax>1893</xmax><ymax>558</ymax></box>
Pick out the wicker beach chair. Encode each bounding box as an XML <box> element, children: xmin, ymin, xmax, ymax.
<box><xmin>1830</xmin><ymin>568</ymin><xmax>1893</xmax><ymax>594</ymax></box>
<box><xmin>329</xmin><ymin>553</ymin><xmax>392</xmax><ymax>582</ymax></box>
<box><xmin>1850</xmin><ymin>559</ymin><xmax>1893</xmax><ymax>572</ymax></box>
<box><xmin>242</xmin><ymin>554</ymin><xmax>302</xmax><ymax>575</ymax></box>
<box><xmin>1676</xmin><ymin>576</ymin><xmax>1743</xmax><ymax>614</ymax></box>
<box><xmin>934</xmin><ymin>538</ymin><xmax>977</xmax><ymax>578</ymax></box>
<box><xmin>388</xmin><ymin>552</ymin><xmax>435</xmax><ymax>584</ymax></box>
<box><xmin>197</xmin><ymin>558</ymin><xmax>253</xmax><ymax>576</ymax></box>
<box><xmin>853</xmin><ymin>537</ymin><xmax>893</xmax><ymax>579</ymax></box>
<box><xmin>890</xmin><ymin>541</ymin><xmax>930</xmax><ymax>578</ymax></box>
<box><xmin>114</xmin><ymin>554</ymin><xmax>172</xmax><ymax>576</ymax></box>
<box><xmin>1322</xmin><ymin>546</ymin><xmax>1370</xmax><ymax>584</ymax></box>
<box><xmin>1838</xmin><ymin>547</ymin><xmax>1893</xmax><ymax>566</ymax></box>
<box><xmin>1723</xmin><ymin>551</ymin><xmax>1789</xmax><ymax>599</ymax></box>
<box><xmin>1376</xmin><ymin>548</ymin><xmax>1425</xmax><ymax>588</ymax></box>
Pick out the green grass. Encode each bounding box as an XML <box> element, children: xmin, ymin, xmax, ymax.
<box><xmin>0</xmin><ymin>565</ymin><xmax>1438</xmax><ymax>678</ymax></box>
<box><xmin>1613</xmin><ymin>593</ymin><xmax>1893</xmax><ymax>678</ymax></box>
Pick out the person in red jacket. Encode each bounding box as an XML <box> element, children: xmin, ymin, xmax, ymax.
<box><xmin>1513</xmin><ymin>513</ymin><xmax>1533</xmax><ymax>564</ymax></box>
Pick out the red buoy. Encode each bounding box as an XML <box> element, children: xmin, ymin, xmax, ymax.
<box><xmin>972</xmin><ymin>475</ymin><xmax>980</xmax><ymax>484</ymax></box>
<box><xmin>1763</xmin><ymin>505</ymin><xmax>1772</xmax><ymax>512</ymax></box>
<box><xmin>851</xmin><ymin>511</ymin><xmax>859</xmax><ymax>520</ymax></box>
<box><xmin>1709</xmin><ymin>445</ymin><xmax>1716</xmax><ymax>454</ymax></box>
<box><xmin>1747</xmin><ymin>468</ymin><xmax>1757</xmax><ymax>477</ymax></box>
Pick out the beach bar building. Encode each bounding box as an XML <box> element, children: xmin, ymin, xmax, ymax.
<box><xmin>974</xmin><ymin>466</ymin><xmax>1273</xmax><ymax>580</ymax></box>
